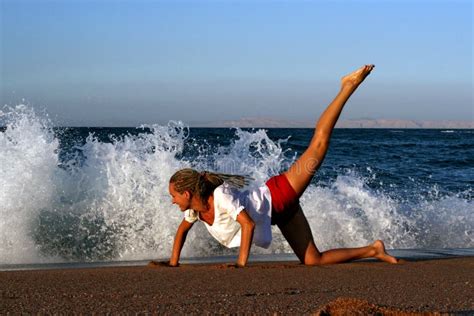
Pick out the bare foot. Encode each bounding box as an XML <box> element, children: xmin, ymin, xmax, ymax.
<box><xmin>373</xmin><ymin>240</ymin><xmax>399</xmax><ymax>264</ymax></box>
<box><xmin>341</xmin><ymin>64</ymin><xmax>375</xmax><ymax>89</ymax></box>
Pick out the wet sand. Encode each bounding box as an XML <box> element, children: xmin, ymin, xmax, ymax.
<box><xmin>1</xmin><ymin>257</ymin><xmax>473</xmax><ymax>314</ymax></box>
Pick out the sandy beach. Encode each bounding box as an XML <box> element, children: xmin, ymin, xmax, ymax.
<box><xmin>1</xmin><ymin>257</ymin><xmax>473</xmax><ymax>314</ymax></box>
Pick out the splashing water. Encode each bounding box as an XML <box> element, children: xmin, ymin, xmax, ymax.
<box><xmin>1</xmin><ymin>105</ymin><xmax>61</xmax><ymax>263</ymax></box>
<box><xmin>0</xmin><ymin>105</ymin><xmax>472</xmax><ymax>264</ymax></box>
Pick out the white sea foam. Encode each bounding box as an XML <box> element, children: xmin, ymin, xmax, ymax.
<box><xmin>300</xmin><ymin>175</ymin><xmax>473</xmax><ymax>251</ymax></box>
<box><xmin>0</xmin><ymin>105</ymin><xmax>61</xmax><ymax>263</ymax></box>
<box><xmin>0</xmin><ymin>105</ymin><xmax>473</xmax><ymax>264</ymax></box>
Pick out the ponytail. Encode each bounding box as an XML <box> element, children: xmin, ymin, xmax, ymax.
<box><xmin>170</xmin><ymin>168</ymin><xmax>252</xmax><ymax>206</ymax></box>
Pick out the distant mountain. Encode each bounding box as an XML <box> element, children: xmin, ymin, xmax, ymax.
<box><xmin>336</xmin><ymin>119</ymin><xmax>474</xmax><ymax>129</ymax></box>
<box><xmin>190</xmin><ymin>117</ymin><xmax>308</xmax><ymax>128</ymax></box>
<box><xmin>190</xmin><ymin>117</ymin><xmax>473</xmax><ymax>129</ymax></box>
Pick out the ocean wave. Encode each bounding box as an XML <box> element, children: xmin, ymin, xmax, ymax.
<box><xmin>1</xmin><ymin>105</ymin><xmax>473</xmax><ymax>264</ymax></box>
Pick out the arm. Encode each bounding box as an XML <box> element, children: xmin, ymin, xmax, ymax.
<box><xmin>169</xmin><ymin>219</ymin><xmax>194</xmax><ymax>267</ymax></box>
<box><xmin>235</xmin><ymin>210</ymin><xmax>255</xmax><ymax>267</ymax></box>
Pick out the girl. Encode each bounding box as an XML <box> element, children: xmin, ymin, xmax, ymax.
<box><xmin>158</xmin><ymin>65</ymin><xmax>398</xmax><ymax>267</ymax></box>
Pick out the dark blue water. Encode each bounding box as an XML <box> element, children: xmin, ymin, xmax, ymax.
<box><xmin>55</xmin><ymin>127</ymin><xmax>473</xmax><ymax>201</ymax></box>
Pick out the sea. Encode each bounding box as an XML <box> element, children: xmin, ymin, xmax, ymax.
<box><xmin>1</xmin><ymin>105</ymin><xmax>473</xmax><ymax>270</ymax></box>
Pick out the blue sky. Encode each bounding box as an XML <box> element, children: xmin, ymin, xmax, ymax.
<box><xmin>1</xmin><ymin>0</ymin><xmax>472</xmax><ymax>126</ymax></box>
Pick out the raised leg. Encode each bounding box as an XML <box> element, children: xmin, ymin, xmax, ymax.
<box><xmin>277</xmin><ymin>65</ymin><xmax>398</xmax><ymax>265</ymax></box>
<box><xmin>283</xmin><ymin>65</ymin><xmax>375</xmax><ymax>197</ymax></box>
<box><xmin>278</xmin><ymin>206</ymin><xmax>398</xmax><ymax>265</ymax></box>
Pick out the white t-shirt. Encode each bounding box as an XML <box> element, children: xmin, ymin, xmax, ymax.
<box><xmin>184</xmin><ymin>182</ymin><xmax>272</xmax><ymax>248</ymax></box>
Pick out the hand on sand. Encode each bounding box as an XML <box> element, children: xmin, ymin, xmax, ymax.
<box><xmin>341</xmin><ymin>64</ymin><xmax>375</xmax><ymax>89</ymax></box>
<box><xmin>217</xmin><ymin>263</ymin><xmax>245</xmax><ymax>269</ymax></box>
<box><xmin>147</xmin><ymin>260</ymin><xmax>179</xmax><ymax>268</ymax></box>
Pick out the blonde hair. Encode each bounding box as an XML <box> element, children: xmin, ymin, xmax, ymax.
<box><xmin>169</xmin><ymin>168</ymin><xmax>252</xmax><ymax>205</ymax></box>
